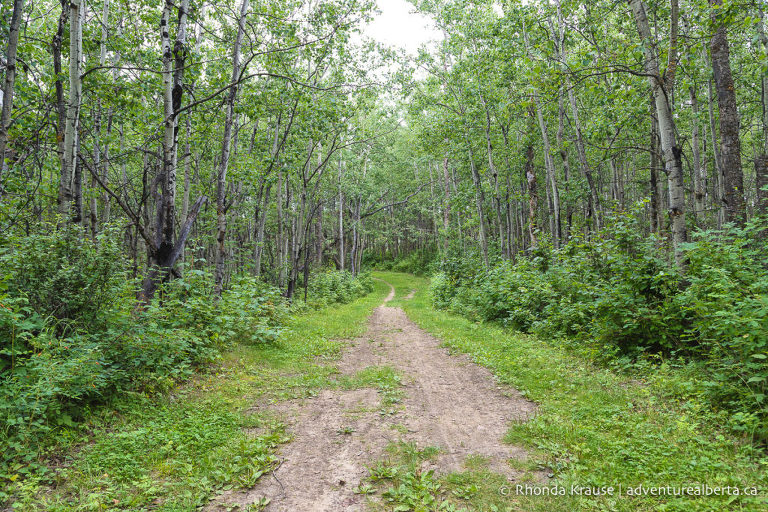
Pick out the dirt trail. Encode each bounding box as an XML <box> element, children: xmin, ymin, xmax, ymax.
<box><xmin>207</xmin><ymin>280</ymin><xmax>539</xmax><ymax>511</ymax></box>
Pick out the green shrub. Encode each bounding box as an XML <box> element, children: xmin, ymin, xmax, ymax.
<box><xmin>219</xmin><ymin>274</ymin><xmax>288</xmax><ymax>344</ymax></box>
<box><xmin>677</xmin><ymin>220</ymin><xmax>768</xmax><ymax>437</ymax></box>
<box><xmin>1</xmin><ymin>224</ymin><xmax>127</xmax><ymax>334</ymax></box>
<box><xmin>430</xmin><ymin>208</ymin><xmax>768</xmax><ymax>442</ymax></box>
<box><xmin>305</xmin><ymin>270</ymin><xmax>373</xmax><ymax>307</ymax></box>
<box><xmin>0</xmin><ymin>227</ymin><xmax>289</xmax><ymax>485</ymax></box>
<box><xmin>587</xmin><ymin>212</ymin><xmax>687</xmax><ymax>356</ymax></box>
<box><xmin>368</xmin><ymin>250</ymin><xmax>437</xmax><ymax>276</ymax></box>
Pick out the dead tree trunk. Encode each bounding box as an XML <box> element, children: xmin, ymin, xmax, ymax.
<box><xmin>709</xmin><ymin>0</ymin><xmax>745</xmax><ymax>225</ymax></box>
<box><xmin>52</xmin><ymin>4</ymin><xmax>67</xmax><ymax>178</ymax></box>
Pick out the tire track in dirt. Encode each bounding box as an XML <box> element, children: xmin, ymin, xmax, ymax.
<box><xmin>206</xmin><ymin>279</ymin><xmax>541</xmax><ymax>511</ymax></box>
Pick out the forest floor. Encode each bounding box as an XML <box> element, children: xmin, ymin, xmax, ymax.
<box><xmin>13</xmin><ymin>273</ymin><xmax>767</xmax><ymax>511</ymax></box>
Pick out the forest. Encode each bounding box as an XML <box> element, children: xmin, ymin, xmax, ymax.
<box><xmin>1</xmin><ymin>0</ymin><xmax>768</xmax><ymax>510</ymax></box>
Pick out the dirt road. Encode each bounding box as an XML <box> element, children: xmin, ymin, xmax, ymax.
<box><xmin>208</xmin><ymin>280</ymin><xmax>539</xmax><ymax>511</ymax></box>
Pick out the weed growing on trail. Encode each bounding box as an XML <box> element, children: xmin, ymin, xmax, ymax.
<box><xmin>363</xmin><ymin>441</ymin><xmax>518</xmax><ymax>512</ymax></box>
<box><xmin>382</xmin><ymin>469</ymin><xmax>442</xmax><ymax>510</ymax></box>
<box><xmin>220</xmin><ymin>498</ymin><xmax>270</xmax><ymax>511</ymax></box>
<box><xmin>354</xmin><ymin>483</ymin><xmax>377</xmax><ymax>495</ymax></box>
<box><xmin>338</xmin><ymin>365</ymin><xmax>404</xmax><ymax>415</ymax></box>
<box><xmin>337</xmin><ymin>426</ymin><xmax>357</xmax><ymax>435</ymax></box>
<box><xmin>365</xmin><ymin>443</ymin><xmax>444</xmax><ymax>511</ymax></box>
<box><xmin>375</xmin><ymin>271</ymin><xmax>768</xmax><ymax>512</ymax></box>
<box><xmin>368</xmin><ymin>460</ymin><xmax>399</xmax><ymax>482</ymax></box>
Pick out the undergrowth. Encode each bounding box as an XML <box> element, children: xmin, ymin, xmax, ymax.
<box><xmin>365</xmin><ymin>249</ymin><xmax>437</xmax><ymax>276</ymax></box>
<box><xmin>430</xmin><ymin>210</ymin><xmax>768</xmax><ymax>443</ymax></box>
<box><xmin>0</xmin><ymin>223</ymin><xmax>379</xmax><ymax>507</ymax></box>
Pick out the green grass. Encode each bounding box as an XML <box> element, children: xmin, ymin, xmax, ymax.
<box><xmin>338</xmin><ymin>365</ymin><xmax>404</xmax><ymax>415</ymax></box>
<box><xmin>374</xmin><ymin>271</ymin><xmax>768</xmax><ymax>512</ymax></box>
<box><xmin>7</xmin><ymin>279</ymin><xmax>391</xmax><ymax>511</ymax></box>
<box><xmin>363</xmin><ymin>440</ymin><xmax>525</xmax><ymax>512</ymax></box>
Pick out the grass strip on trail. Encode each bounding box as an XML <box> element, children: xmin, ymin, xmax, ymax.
<box><xmin>375</xmin><ymin>271</ymin><xmax>768</xmax><ymax>512</ymax></box>
<box><xmin>10</xmin><ymin>280</ymin><xmax>390</xmax><ymax>511</ymax></box>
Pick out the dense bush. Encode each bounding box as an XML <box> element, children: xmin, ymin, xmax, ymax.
<box><xmin>431</xmin><ymin>210</ymin><xmax>768</xmax><ymax>441</ymax></box>
<box><xmin>305</xmin><ymin>270</ymin><xmax>374</xmax><ymax>307</ymax></box>
<box><xmin>366</xmin><ymin>250</ymin><xmax>436</xmax><ymax>276</ymax></box>
<box><xmin>0</xmin><ymin>225</ymin><xmax>289</xmax><ymax>482</ymax></box>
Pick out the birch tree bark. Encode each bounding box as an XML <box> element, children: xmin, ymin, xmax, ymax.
<box><xmin>277</xmin><ymin>170</ymin><xmax>287</xmax><ymax>284</ymax></box>
<box><xmin>704</xmin><ymin>50</ymin><xmax>725</xmax><ymax>227</ymax></box>
<box><xmin>525</xmin><ymin>140</ymin><xmax>538</xmax><ymax>249</ymax></box>
<box><xmin>479</xmin><ymin>94</ymin><xmax>505</xmax><ymax>246</ymax></box>
<box><xmin>337</xmin><ymin>156</ymin><xmax>344</xmax><ymax>271</ymax></box>
<box><xmin>556</xmin><ymin>93</ymin><xmax>572</xmax><ymax>241</ymax></box>
<box><xmin>467</xmin><ymin>140</ymin><xmax>489</xmax><ymax>267</ymax></box>
<box><xmin>628</xmin><ymin>0</ymin><xmax>687</xmax><ymax>269</ymax></box>
<box><xmin>254</xmin><ymin>115</ymin><xmax>282</xmax><ymax>276</ymax></box>
<box><xmin>533</xmin><ymin>92</ymin><xmax>561</xmax><ymax>247</ymax></box>
<box><xmin>89</xmin><ymin>0</ymin><xmax>110</xmax><ymax>237</ymax></box>
<box><xmin>181</xmin><ymin>3</ymin><xmax>204</xmax><ymax>233</ymax></box>
<box><xmin>0</xmin><ymin>0</ymin><xmax>24</xmax><ymax>184</ymax></box>
<box><xmin>551</xmin><ymin>5</ymin><xmax>600</xmax><ymax>231</ymax></box>
<box><xmin>650</xmin><ymin>106</ymin><xmax>662</xmax><ymax>234</ymax></box>
<box><xmin>142</xmin><ymin>0</ymin><xmax>208</xmax><ymax>301</ymax></box>
<box><xmin>58</xmin><ymin>0</ymin><xmax>84</xmax><ymax>220</ymax></box>
<box><xmin>441</xmin><ymin>156</ymin><xmax>450</xmax><ymax>253</ymax></box>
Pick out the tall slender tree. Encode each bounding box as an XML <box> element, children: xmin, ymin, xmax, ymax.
<box><xmin>0</xmin><ymin>0</ymin><xmax>24</xmax><ymax>183</ymax></box>
<box><xmin>709</xmin><ymin>0</ymin><xmax>745</xmax><ymax>225</ymax></box>
<box><xmin>215</xmin><ymin>0</ymin><xmax>250</xmax><ymax>296</ymax></box>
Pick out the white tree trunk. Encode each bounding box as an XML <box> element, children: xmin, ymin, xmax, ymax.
<box><xmin>0</xmin><ymin>0</ymin><xmax>24</xmax><ymax>183</ymax></box>
<box><xmin>629</xmin><ymin>0</ymin><xmax>687</xmax><ymax>269</ymax></box>
<box><xmin>58</xmin><ymin>0</ymin><xmax>84</xmax><ymax>219</ymax></box>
